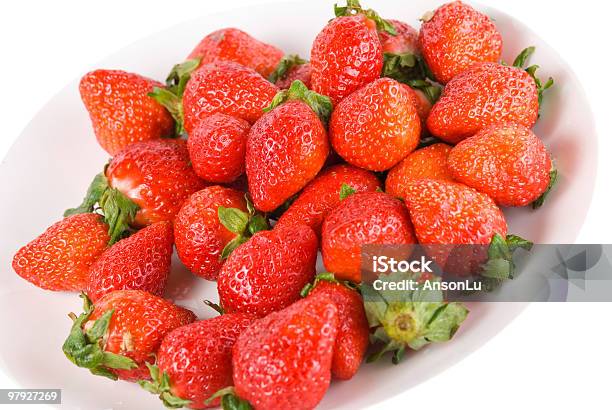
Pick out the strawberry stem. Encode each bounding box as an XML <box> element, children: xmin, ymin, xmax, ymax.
<box><xmin>218</xmin><ymin>195</ymin><xmax>269</xmax><ymax>260</ymax></box>
<box><xmin>139</xmin><ymin>362</ymin><xmax>192</xmax><ymax>408</ymax></box>
<box><xmin>268</xmin><ymin>54</ymin><xmax>308</xmax><ymax>84</ymax></box>
<box><xmin>265</xmin><ymin>80</ymin><xmax>333</xmax><ymax>124</ymax></box>
<box><xmin>481</xmin><ymin>233</ymin><xmax>533</xmax><ymax>289</ymax></box>
<box><xmin>206</xmin><ymin>386</ymin><xmax>253</xmax><ymax>410</ymax></box>
<box><xmin>512</xmin><ymin>46</ymin><xmax>554</xmax><ymax>112</ymax></box>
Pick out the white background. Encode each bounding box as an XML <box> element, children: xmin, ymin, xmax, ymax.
<box><xmin>0</xmin><ymin>0</ymin><xmax>610</xmax><ymax>409</ymax></box>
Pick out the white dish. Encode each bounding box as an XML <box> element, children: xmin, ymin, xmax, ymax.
<box><xmin>0</xmin><ymin>1</ymin><xmax>597</xmax><ymax>409</ymax></box>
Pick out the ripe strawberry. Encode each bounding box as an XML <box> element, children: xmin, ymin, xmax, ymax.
<box><xmin>426</xmin><ymin>49</ymin><xmax>553</xmax><ymax>143</ymax></box>
<box><xmin>275</xmin><ymin>164</ymin><xmax>381</xmax><ymax>236</ymax></box>
<box><xmin>379</xmin><ymin>19</ymin><xmax>419</xmax><ymax>55</ymax></box>
<box><xmin>311</xmin><ymin>0</ymin><xmax>395</xmax><ymax>104</ymax></box>
<box><xmin>85</xmin><ymin>221</ymin><xmax>173</xmax><ymax>302</ymax></box>
<box><xmin>386</xmin><ymin>143</ymin><xmax>454</xmax><ymax>200</ymax></box>
<box><xmin>330</xmin><ymin>77</ymin><xmax>421</xmax><ymax>171</ymax></box>
<box><xmin>182</xmin><ymin>61</ymin><xmax>278</xmax><ymax>133</ymax></box>
<box><xmin>419</xmin><ymin>1</ymin><xmax>503</xmax><ymax>84</ymax></box>
<box><xmin>217</xmin><ymin>224</ymin><xmax>318</xmax><ymax>317</ymax></box>
<box><xmin>12</xmin><ymin>214</ymin><xmax>110</xmax><ymax>291</ymax></box>
<box><xmin>302</xmin><ymin>274</ymin><xmax>369</xmax><ymax>380</ymax></box>
<box><xmin>79</xmin><ymin>70</ymin><xmax>175</xmax><ymax>155</ymax></box>
<box><xmin>269</xmin><ymin>54</ymin><xmax>312</xmax><ymax>89</ymax></box>
<box><xmin>174</xmin><ymin>186</ymin><xmax>268</xmax><ymax>281</ymax></box>
<box><xmin>140</xmin><ymin>313</ymin><xmax>255</xmax><ymax>409</ymax></box>
<box><xmin>62</xmin><ymin>291</ymin><xmax>195</xmax><ymax>381</ymax></box>
<box><xmin>321</xmin><ymin>191</ymin><xmax>417</xmax><ymax>283</ymax></box>
<box><xmin>448</xmin><ymin>122</ymin><xmax>553</xmax><ymax>207</ymax></box>
<box><xmin>246</xmin><ymin>80</ymin><xmax>330</xmax><ymax>211</ymax></box>
<box><xmin>403</xmin><ymin>84</ymin><xmax>433</xmax><ymax>126</ymax></box>
<box><xmin>213</xmin><ymin>294</ymin><xmax>338</xmax><ymax>410</ymax></box>
<box><xmin>187</xmin><ymin>113</ymin><xmax>250</xmax><ymax>183</ymax></box>
<box><xmin>67</xmin><ymin>139</ymin><xmax>205</xmax><ymax>241</ymax></box>
<box><xmin>188</xmin><ymin>28</ymin><xmax>283</xmax><ymax>78</ymax></box>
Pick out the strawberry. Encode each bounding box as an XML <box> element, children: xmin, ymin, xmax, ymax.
<box><xmin>12</xmin><ymin>214</ymin><xmax>110</xmax><ymax>291</ymax></box>
<box><xmin>188</xmin><ymin>28</ymin><xmax>283</xmax><ymax>78</ymax></box>
<box><xmin>85</xmin><ymin>221</ymin><xmax>173</xmax><ymax>302</ymax></box>
<box><xmin>448</xmin><ymin>122</ymin><xmax>554</xmax><ymax>207</ymax></box>
<box><xmin>311</xmin><ymin>0</ymin><xmax>394</xmax><ymax>105</ymax></box>
<box><xmin>217</xmin><ymin>224</ymin><xmax>318</xmax><ymax>317</ymax></box>
<box><xmin>379</xmin><ymin>19</ymin><xmax>419</xmax><ymax>55</ymax></box>
<box><xmin>246</xmin><ymin>80</ymin><xmax>330</xmax><ymax>211</ymax></box>
<box><xmin>187</xmin><ymin>113</ymin><xmax>250</xmax><ymax>183</ymax></box>
<box><xmin>321</xmin><ymin>191</ymin><xmax>417</xmax><ymax>283</ymax></box>
<box><xmin>66</xmin><ymin>139</ymin><xmax>205</xmax><ymax>241</ymax></box>
<box><xmin>330</xmin><ymin>77</ymin><xmax>421</xmax><ymax>171</ymax></box>
<box><xmin>302</xmin><ymin>273</ymin><xmax>369</xmax><ymax>380</ymax></box>
<box><xmin>79</xmin><ymin>70</ymin><xmax>175</xmax><ymax>155</ymax></box>
<box><xmin>62</xmin><ymin>291</ymin><xmax>195</xmax><ymax>381</ymax></box>
<box><xmin>182</xmin><ymin>61</ymin><xmax>278</xmax><ymax>133</ymax></box>
<box><xmin>269</xmin><ymin>54</ymin><xmax>312</xmax><ymax>89</ymax></box>
<box><xmin>419</xmin><ymin>1</ymin><xmax>503</xmax><ymax>84</ymax></box>
<box><xmin>139</xmin><ymin>313</ymin><xmax>255</xmax><ymax>409</ymax></box>
<box><xmin>275</xmin><ymin>164</ymin><xmax>381</xmax><ymax>236</ymax></box>
<box><xmin>386</xmin><ymin>143</ymin><xmax>454</xmax><ymax>200</ymax></box>
<box><xmin>426</xmin><ymin>47</ymin><xmax>553</xmax><ymax>143</ymax></box>
<box><xmin>212</xmin><ymin>294</ymin><xmax>338</xmax><ymax>410</ymax></box>
<box><xmin>174</xmin><ymin>186</ymin><xmax>268</xmax><ymax>281</ymax></box>
<box><xmin>403</xmin><ymin>84</ymin><xmax>433</xmax><ymax>126</ymax></box>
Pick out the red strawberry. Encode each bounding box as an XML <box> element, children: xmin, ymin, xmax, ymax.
<box><xmin>79</xmin><ymin>70</ymin><xmax>175</xmax><ymax>155</ymax></box>
<box><xmin>174</xmin><ymin>186</ymin><xmax>268</xmax><ymax>281</ymax></box>
<box><xmin>269</xmin><ymin>54</ymin><xmax>312</xmax><ymax>89</ymax></box>
<box><xmin>187</xmin><ymin>113</ymin><xmax>250</xmax><ymax>183</ymax></box>
<box><xmin>246</xmin><ymin>81</ymin><xmax>330</xmax><ymax>212</ymax></box>
<box><xmin>62</xmin><ymin>291</ymin><xmax>195</xmax><ymax>382</ymax></box>
<box><xmin>321</xmin><ymin>191</ymin><xmax>417</xmax><ymax>283</ymax></box>
<box><xmin>67</xmin><ymin>139</ymin><xmax>206</xmax><ymax>241</ymax></box>
<box><xmin>140</xmin><ymin>313</ymin><xmax>255</xmax><ymax>409</ymax></box>
<box><xmin>217</xmin><ymin>224</ymin><xmax>318</xmax><ymax>317</ymax></box>
<box><xmin>303</xmin><ymin>274</ymin><xmax>369</xmax><ymax>380</ymax></box>
<box><xmin>403</xmin><ymin>84</ymin><xmax>433</xmax><ymax>126</ymax></box>
<box><xmin>427</xmin><ymin>60</ymin><xmax>542</xmax><ymax>143</ymax></box>
<box><xmin>216</xmin><ymin>294</ymin><xmax>338</xmax><ymax>410</ymax></box>
<box><xmin>12</xmin><ymin>214</ymin><xmax>109</xmax><ymax>291</ymax></box>
<box><xmin>275</xmin><ymin>164</ymin><xmax>381</xmax><ymax>236</ymax></box>
<box><xmin>419</xmin><ymin>1</ymin><xmax>502</xmax><ymax>84</ymax></box>
<box><xmin>85</xmin><ymin>221</ymin><xmax>173</xmax><ymax>302</ymax></box>
<box><xmin>182</xmin><ymin>61</ymin><xmax>278</xmax><ymax>133</ymax></box>
<box><xmin>379</xmin><ymin>19</ymin><xmax>419</xmax><ymax>55</ymax></box>
<box><xmin>311</xmin><ymin>0</ymin><xmax>395</xmax><ymax>104</ymax></box>
<box><xmin>330</xmin><ymin>77</ymin><xmax>421</xmax><ymax>171</ymax></box>
<box><xmin>386</xmin><ymin>143</ymin><xmax>454</xmax><ymax>200</ymax></box>
<box><xmin>188</xmin><ymin>28</ymin><xmax>283</xmax><ymax>78</ymax></box>
<box><xmin>448</xmin><ymin>123</ymin><xmax>554</xmax><ymax>207</ymax></box>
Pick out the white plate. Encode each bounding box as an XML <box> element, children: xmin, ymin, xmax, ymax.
<box><xmin>0</xmin><ymin>1</ymin><xmax>597</xmax><ymax>409</ymax></box>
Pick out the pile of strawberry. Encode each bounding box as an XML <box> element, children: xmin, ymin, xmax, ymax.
<box><xmin>11</xmin><ymin>1</ymin><xmax>556</xmax><ymax>409</ymax></box>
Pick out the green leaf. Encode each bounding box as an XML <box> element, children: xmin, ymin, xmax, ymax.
<box><xmin>218</xmin><ymin>206</ymin><xmax>249</xmax><ymax>234</ymax></box>
<box><xmin>268</xmin><ymin>54</ymin><xmax>308</xmax><ymax>84</ymax></box>
<box><xmin>407</xmin><ymin>79</ymin><xmax>443</xmax><ymax>105</ymax></box>
<box><xmin>532</xmin><ymin>166</ymin><xmax>558</xmax><ymax>209</ymax></box>
<box><xmin>247</xmin><ymin>214</ymin><xmax>268</xmax><ymax>235</ymax></box>
<box><xmin>265</xmin><ymin>80</ymin><xmax>333</xmax><ymax>125</ymax></box>
<box><xmin>62</xmin><ymin>293</ymin><xmax>136</xmax><ymax>380</ymax></box>
<box><xmin>512</xmin><ymin>46</ymin><xmax>535</xmax><ymax>68</ymax></box>
<box><xmin>334</xmin><ymin>0</ymin><xmax>396</xmax><ymax>35</ymax></box>
<box><xmin>165</xmin><ymin>58</ymin><xmax>201</xmax><ymax>97</ymax></box>
<box><xmin>220</xmin><ymin>235</ymin><xmax>248</xmax><ymax>260</ymax></box>
<box><xmin>339</xmin><ymin>183</ymin><xmax>356</xmax><ymax>200</ymax></box>
<box><xmin>161</xmin><ymin>392</ymin><xmax>192</xmax><ymax>409</ymax></box>
<box><xmin>204</xmin><ymin>300</ymin><xmax>225</xmax><ymax>315</ymax></box>
<box><xmin>139</xmin><ymin>363</ymin><xmax>192</xmax><ymax>409</ymax></box>
<box><xmin>482</xmin><ymin>233</ymin><xmax>533</xmax><ymax>280</ymax></box>
<box><xmin>149</xmin><ymin>87</ymin><xmax>184</xmax><ymax>135</ymax></box>
<box><xmin>64</xmin><ymin>173</ymin><xmax>109</xmax><ymax>216</ymax></box>
<box><xmin>99</xmin><ymin>187</ymin><xmax>139</xmax><ymax>245</ymax></box>
<box><xmin>206</xmin><ymin>386</ymin><xmax>253</xmax><ymax>410</ymax></box>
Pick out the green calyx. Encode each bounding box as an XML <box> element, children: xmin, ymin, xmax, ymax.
<box><xmin>62</xmin><ymin>293</ymin><xmax>137</xmax><ymax>380</ymax></box>
<box><xmin>268</xmin><ymin>54</ymin><xmax>308</xmax><ymax>84</ymax></box>
<box><xmin>334</xmin><ymin>0</ymin><xmax>396</xmax><ymax>35</ymax></box>
<box><xmin>481</xmin><ymin>233</ymin><xmax>533</xmax><ymax>290</ymax></box>
<box><xmin>361</xmin><ymin>271</ymin><xmax>469</xmax><ymax>364</ymax></box>
<box><xmin>218</xmin><ymin>195</ymin><xmax>269</xmax><ymax>260</ymax></box>
<box><xmin>532</xmin><ymin>165</ymin><xmax>558</xmax><ymax>209</ymax></box>
<box><xmin>149</xmin><ymin>58</ymin><xmax>201</xmax><ymax>136</ymax></box>
<box><xmin>264</xmin><ymin>80</ymin><xmax>333</xmax><ymax>125</ymax></box>
<box><xmin>64</xmin><ymin>173</ymin><xmax>139</xmax><ymax>245</ymax></box>
<box><xmin>339</xmin><ymin>183</ymin><xmax>357</xmax><ymax>200</ymax></box>
<box><xmin>512</xmin><ymin>47</ymin><xmax>554</xmax><ymax>110</ymax></box>
<box><xmin>206</xmin><ymin>387</ymin><xmax>252</xmax><ymax>410</ymax></box>
<box><xmin>139</xmin><ymin>363</ymin><xmax>191</xmax><ymax>409</ymax></box>
<box><xmin>381</xmin><ymin>53</ymin><xmax>442</xmax><ymax>103</ymax></box>
<box><xmin>300</xmin><ymin>272</ymin><xmax>359</xmax><ymax>297</ymax></box>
